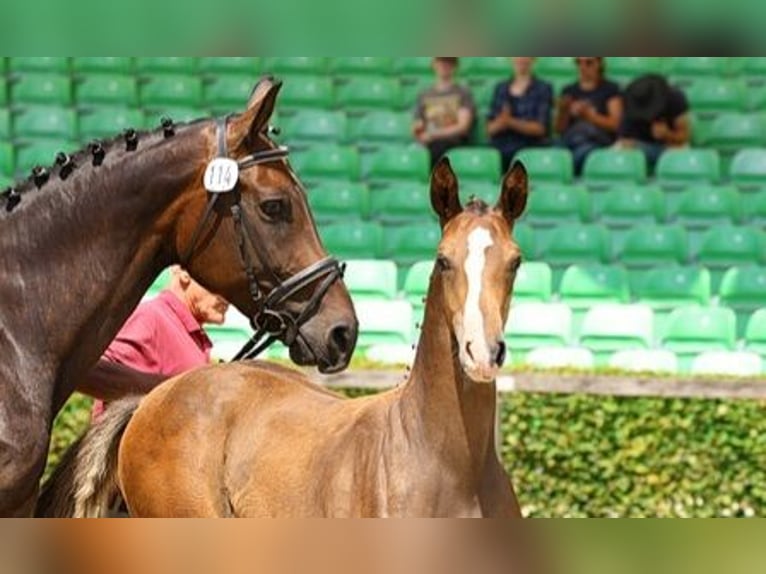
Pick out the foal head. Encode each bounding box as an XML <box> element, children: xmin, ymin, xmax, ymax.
<box><xmin>429</xmin><ymin>158</ymin><xmax>528</xmax><ymax>383</ymax></box>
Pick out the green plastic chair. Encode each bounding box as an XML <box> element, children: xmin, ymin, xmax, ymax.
<box><xmin>514</xmin><ymin>148</ymin><xmax>574</xmax><ymax>184</ymax></box>
<box><xmin>203</xmin><ymin>75</ymin><xmax>257</xmax><ymax>109</ymax></box>
<box><xmin>0</xmin><ymin>77</ymin><xmax>8</xmax><ymax>107</ymax></box>
<box><xmin>10</xmin><ymin>57</ymin><xmax>70</xmax><ymax>74</ymax></box>
<box><xmin>261</xmin><ymin>57</ymin><xmax>329</xmax><ymax>76</ymax></box>
<box><xmin>535</xmin><ymin>57</ymin><xmax>577</xmax><ymax>79</ymax></box>
<box><xmin>447</xmin><ymin>147</ymin><xmax>501</xmax><ymax>183</ymax></box>
<box><xmin>598</xmin><ymin>184</ymin><xmax>666</xmax><ymax>228</ymax></box>
<box><xmin>335</xmin><ymin>77</ymin><xmax>403</xmax><ymax>112</ymax></box>
<box><xmin>0</xmin><ymin>108</ymin><xmax>11</xmax><ymax>140</ymax></box>
<box><xmin>355</xmin><ymin>299</ymin><xmax>414</xmax><ymax>354</ymax></box>
<box><xmin>368</xmin><ymin>182</ymin><xmax>433</xmax><ymax>225</ymax></box>
<box><xmin>609</xmin><ymin>349</ymin><xmax>678</xmax><ymax>374</ymax></box>
<box><xmin>13</xmin><ymin>106</ymin><xmax>78</xmax><ymax>140</ymax></box>
<box><xmin>655</xmin><ymin>149</ymin><xmax>721</xmax><ymax>189</ymax></box>
<box><xmin>744</xmin><ymin>189</ymin><xmax>766</xmax><ymax>224</ymax></box>
<box><xmin>706</xmin><ymin>114</ymin><xmax>765</xmax><ymax>155</ymax></box>
<box><xmin>513</xmin><ymin>261</ymin><xmax>553</xmax><ymax>303</ymax></box>
<box><xmin>320</xmin><ymin>221</ymin><xmax>384</xmax><ymax>260</ymax></box>
<box><xmin>403</xmin><ymin>259</ymin><xmax>433</xmax><ymax>319</ymax></box>
<box><xmin>729</xmin><ymin>148</ymin><xmax>766</xmax><ymax>191</ymax></box>
<box><xmin>399</xmin><ymin>76</ymin><xmax>434</xmax><ymax>108</ymax></box>
<box><xmin>582</xmin><ymin>148</ymin><xmax>647</xmax><ymax>189</ymax></box>
<box><xmin>743</xmin><ymin>58</ymin><xmax>766</xmax><ymax>85</ymax></box>
<box><xmin>460</xmin><ymin>182</ymin><xmax>497</xmax><ymax>206</ymax></box>
<box><xmin>579</xmin><ymin>303</ymin><xmax>654</xmax><ymax>366</ymax></box>
<box><xmin>76</xmin><ymin>74</ymin><xmax>139</xmax><ymax>107</ymax></box>
<box><xmin>0</xmin><ymin>141</ymin><xmax>15</xmax><ymax>176</ymax></box>
<box><xmin>307</xmin><ymin>182</ymin><xmax>370</xmax><ymax>223</ymax></box>
<box><xmin>134</xmin><ymin>58</ymin><xmax>197</xmax><ymax>75</ymax></box>
<box><xmin>348</xmin><ymin>110</ymin><xmax>412</xmax><ymax>145</ymax></box>
<box><xmin>606</xmin><ymin>57</ymin><xmax>664</xmax><ymax>83</ymax></box>
<box><xmin>197</xmin><ymin>57</ymin><xmax>260</xmax><ymax>77</ymax></box>
<box><xmin>291</xmin><ymin>145</ymin><xmax>361</xmax><ymax>182</ymax></box>
<box><xmin>524</xmin><ymin>183</ymin><xmax>590</xmax><ymax>228</ymax></box>
<box><xmin>673</xmin><ymin>185</ymin><xmax>742</xmax><ymax>253</ymax></box>
<box><xmin>343</xmin><ymin>259</ymin><xmax>399</xmax><ymax>301</ymax></box>
<box><xmin>686</xmin><ymin>78</ymin><xmax>748</xmax><ymax>117</ymax></box>
<box><xmin>15</xmin><ymin>139</ymin><xmax>79</xmax><ymax>174</ymax></box>
<box><xmin>668</xmin><ymin>57</ymin><xmax>732</xmax><ymax>84</ymax></box>
<box><xmin>329</xmin><ymin>57</ymin><xmax>393</xmax><ymax>77</ymax></box>
<box><xmin>745</xmin><ymin>308</ymin><xmax>766</xmax><ymax>357</ymax></box>
<box><xmin>281</xmin><ymin>109</ymin><xmax>348</xmax><ymax>146</ymax></box>
<box><xmin>620</xmin><ymin>224</ymin><xmax>689</xmax><ymax>291</ymax></box>
<box><xmin>382</xmin><ymin>223</ymin><xmax>441</xmax><ymax>267</ymax></box>
<box><xmin>559</xmin><ymin>263</ymin><xmax>630</xmax><ymax>335</ymax></box>
<box><xmin>697</xmin><ymin>226</ymin><xmax>766</xmax><ymax>291</ymax></box>
<box><xmin>513</xmin><ymin>223</ymin><xmax>537</xmax><ymax>261</ymax></box>
<box><xmin>661</xmin><ymin>306</ymin><xmax>737</xmax><ymax>372</ymax></box>
<box><xmin>366</xmin><ymin>145</ymin><xmax>430</xmax><ymax>186</ymax></box>
<box><xmin>72</xmin><ymin>57</ymin><xmax>133</xmax><ymax>75</ymax></box>
<box><xmin>139</xmin><ymin>75</ymin><xmax>203</xmax><ymax>108</ymax></box>
<box><xmin>393</xmin><ymin>58</ymin><xmax>433</xmax><ymax>79</ymax></box>
<box><xmin>719</xmin><ymin>266</ymin><xmax>766</xmax><ymax>338</ymax></box>
<box><xmin>278</xmin><ymin>75</ymin><xmax>335</xmax><ymax>111</ymax></box>
<box><xmin>460</xmin><ymin>57</ymin><xmax>509</xmax><ymax>81</ymax></box>
<box><xmin>540</xmin><ymin>224</ymin><xmax>612</xmax><ymax>290</ymax></box>
<box><xmin>11</xmin><ymin>74</ymin><xmax>73</xmax><ymax>106</ymax></box>
<box><xmin>78</xmin><ymin>107</ymin><xmax>145</xmax><ymax>140</ymax></box>
<box><xmin>504</xmin><ymin>302</ymin><xmax>573</xmax><ymax>363</ymax></box>
<box><xmin>142</xmin><ymin>107</ymin><xmax>208</xmax><ymax>129</ymax></box>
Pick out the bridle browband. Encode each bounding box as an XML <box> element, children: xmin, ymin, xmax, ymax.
<box><xmin>181</xmin><ymin>116</ymin><xmax>345</xmax><ymax>361</ymax></box>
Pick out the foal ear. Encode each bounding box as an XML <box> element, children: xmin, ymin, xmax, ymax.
<box><xmin>230</xmin><ymin>77</ymin><xmax>282</xmax><ymax>149</ymax></box>
<box><xmin>430</xmin><ymin>157</ymin><xmax>462</xmax><ymax>227</ymax></box>
<box><xmin>496</xmin><ymin>161</ymin><xmax>529</xmax><ymax>224</ymax></box>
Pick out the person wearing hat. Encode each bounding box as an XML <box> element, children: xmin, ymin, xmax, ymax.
<box><xmin>555</xmin><ymin>57</ymin><xmax>622</xmax><ymax>175</ymax></box>
<box><xmin>616</xmin><ymin>74</ymin><xmax>690</xmax><ymax>169</ymax></box>
<box><xmin>412</xmin><ymin>57</ymin><xmax>476</xmax><ymax>167</ymax></box>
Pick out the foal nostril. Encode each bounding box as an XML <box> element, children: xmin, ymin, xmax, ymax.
<box><xmin>493</xmin><ymin>341</ymin><xmax>507</xmax><ymax>367</ymax></box>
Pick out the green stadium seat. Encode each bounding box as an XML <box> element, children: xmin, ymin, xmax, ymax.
<box><xmin>355</xmin><ymin>299</ymin><xmax>414</xmax><ymax>354</ymax></box>
<box><xmin>673</xmin><ymin>185</ymin><xmax>742</xmax><ymax>252</ymax></box>
<box><xmin>460</xmin><ymin>57</ymin><xmax>509</xmax><ymax>81</ymax></box>
<box><xmin>292</xmin><ymin>145</ymin><xmax>361</xmax><ymax>182</ymax></box>
<box><xmin>524</xmin><ymin>346</ymin><xmax>595</xmax><ymax>370</ymax></box>
<box><xmin>262</xmin><ymin>57</ymin><xmax>328</xmax><ymax>76</ymax></box>
<box><xmin>744</xmin><ymin>189</ymin><xmax>766</xmax><ymax>224</ymax></box>
<box><xmin>72</xmin><ymin>57</ymin><xmax>133</xmax><ymax>75</ymax></box>
<box><xmin>134</xmin><ymin>57</ymin><xmax>197</xmax><ymax>75</ymax></box>
<box><xmin>11</xmin><ymin>74</ymin><xmax>73</xmax><ymax>106</ymax></box>
<box><xmin>705</xmin><ymin>114</ymin><xmax>765</xmax><ymax>157</ymax></box>
<box><xmin>697</xmin><ymin>226</ymin><xmax>766</xmax><ymax>291</ymax></box>
<box><xmin>668</xmin><ymin>57</ymin><xmax>731</xmax><ymax>84</ymax></box>
<box><xmin>598</xmin><ymin>185</ymin><xmax>666</xmax><ymax>244</ymax></box>
<box><xmin>349</xmin><ymin>110</ymin><xmax>411</xmax><ymax>146</ymax></box>
<box><xmin>142</xmin><ymin>107</ymin><xmax>208</xmax><ymax>129</ymax></box>
<box><xmin>0</xmin><ymin>141</ymin><xmax>14</xmax><ymax>176</ymax></box>
<box><xmin>320</xmin><ymin>221</ymin><xmax>384</xmax><ymax>260</ymax></box>
<box><xmin>743</xmin><ymin>58</ymin><xmax>766</xmax><ymax>85</ymax></box>
<box><xmin>524</xmin><ymin>183</ymin><xmax>590</xmax><ymax>228</ymax></box>
<box><xmin>335</xmin><ymin>77</ymin><xmax>403</xmax><ymax>112</ymax></box>
<box><xmin>606</xmin><ymin>57</ymin><xmax>664</xmax><ymax>84</ymax></box>
<box><xmin>139</xmin><ymin>75</ymin><xmax>203</xmax><ymax>108</ymax></box>
<box><xmin>748</xmin><ymin>87</ymin><xmax>766</xmax><ymax>114</ymax></box>
<box><xmin>203</xmin><ymin>75</ymin><xmax>256</xmax><ymax>109</ymax></box>
<box><xmin>513</xmin><ymin>223</ymin><xmax>537</xmax><ymax>260</ymax></box>
<box><xmin>366</xmin><ymin>145</ymin><xmax>430</xmax><ymax>186</ymax></box>
<box><xmin>608</xmin><ymin>349</ymin><xmax>678</xmax><ymax>374</ymax></box>
<box><xmin>447</xmin><ymin>147</ymin><xmax>501</xmax><ymax>182</ymax></box>
<box><xmin>382</xmin><ymin>223</ymin><xmax>441</xmax><ymax>267</ymax></box>
<box><xmin>536</xmin><ymin>57</ymin><xmax>577</xmax><ymax>79</ymax></box>
<box><xmin>197</xmin><ymin>57</ymin><xmax>260</xmax><ymax>76</ymax></box>
<box><xmin>541</xmin><ymin>223</ymin><xmax>611</xmax><ymax>266</ymax></box>
<box><xmin>0</xmin><ymin>108</ymin><xmax>11</xmax><ymax>140</ymax></box>
<box><xmin>278</xmin><ymin>75</ymin><xmax>334</xmax><ymax>111</ymax></box>
<box><xmin>330</xmin><ymin>57</ymin><xmax>393</xmax><ymax>77</ymax></box>
<box><xmin>403</xmin><ymin>260</ymin><xmax>432</xmax><ymax>309</ymax></box>
<box><xmin>10</xmin><ymin>57</ymin><xmax>70</xmax><ymax>74</ymax></box>
<box><xmin>661</xmin><ymin>306</ymin><xmax>737</xmax><ymax>372</ymax></box>
<box><xmin>719</xmin><ymin>266</ymin><xmax>766</xmax><ymax>338</ymax></box>
<box><xmin>399</xmin><ymin>76</ymin><xmax>433</xmax><ymax>109</ymax></box>
<box><xmin>0</xmin><ymin>77</ymin><xmax>8</xmax><ymax>107</ymax></box>
<box><xmin>691</xmin><ymin>350</ymin><xmax>763</xmax><ymax>377</ymax></box>
<box><xmin>745</xmin><ymin>309</ymin><xmax>766</xmax><ymax>357</ymax></box>
<box><xmin>78</xmin><ymin>107</ymin><xmax>145</xmax><ymax>140</ymax></box>
<box><xmin>689</xmin><ymin>112</ymin><xmax>714</xmax><ymax>147</ymax></box>
<box><xmin>686</xmin><ymin>79</ymin><xmax>747</xmax><ymax>117</ymax></box>
<box><xmin>13</xmin><ymin>106</ymin><xmax>78</xmax><ymax>140</ymax></box>
<box><xmin>307</xmin><ymin>182</ymin><xmax>370</xmax><ymax>223</ymax></box>
<box><xmin>559</xmin><ymin>263</ymin><xmax>630</xmax><ymax>335</ymax></box>
<box><xmin>505</xmin><ymin>302</ymin><xmax>573</xmax><ymax>362</ymax></box>
<box><xmin>368</xmin><ymin>182</ymin><xmax>433</xmax><ymax>225</ymax></box>
<box><xmin>15</xmin><ymin>139</ymin><xmax>79</xmax><ymax>174</ymax></box>
<box><xmin>343</xmin><ymin>259</ymin><xmax>399</xmax><ymax>300</ymax></box>
<box><xmin>582</xmin><ymin>148</ymin><xmax>647</xmax><ymax>188</ymax></box>
<box><xmin>620</xmin><ymin>225</ymin><xmax>689</xmax><ymax>290</ymax></box>
<box><xmin>75</xmin><ymin>74</ymin><xmax>139</xmax><ymax>107</ymax></box>
<box><xmin>513</xmin><ymin>261</ymin><xmax>553</xmax><ymax>303</ymax></box>
<box><xmin>394</xmin><ymin>58</ymin><xmax>433</xmax><ymax>78</ymax></box>
<box><xmin>729</xmin><ymin>148</ymin><xmax>766</xmax><ymax>191</ymax></box>
<box><xmin>579</xmin><ymin>303</ymin><xmax>654</xmax><ymax>365</ymax></box>
<box><xmin>281</xmin><ymin>109</ymin><xmax>348</xmax><ymax>146</ymax></box>
<box><xmin>514</xmin><ymin>148</ymin><xmax>573</xmax><ymax>184</ymax></box>
<box><xmin>655</xmin><ymin>149</ymin><xmax>721</xmax><ymax>189</ymax></box>
<box><xmin>460</xmin><ymin>182</ymin><xmax>496</xmax><ymax>205</ymax></box>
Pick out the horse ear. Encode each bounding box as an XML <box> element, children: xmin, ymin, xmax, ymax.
<box><xmin>230</xmin><ymin>77</ymin><xmax>282</xmax><ymax>149</ymax></box>
<box><xmin>496</xmin><ymin>161</ymin><xmax>528</xmax><ymax>224</ymax></box>
<box><xmin>430</xmin><ymin>156</ymin><xmax>462</xmax><ymax>227</ymax></box>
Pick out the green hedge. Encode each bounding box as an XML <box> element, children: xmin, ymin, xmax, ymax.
<box><xmin>47</xmin><ymin>391</ymin><xmax>766</xmax><ymax>517</ymax></box>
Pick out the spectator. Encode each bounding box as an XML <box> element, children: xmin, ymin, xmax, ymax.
<box><xmin>554</xmin><ymin>57</ymin><xmax>622</xmax><ymax>175</ymax></box>
<box><xmin>91</xmin><ymin>265</ymin><xmax>229</xmax><ymax>421</ymax></box>
<box><xmin>616</xmin><ymin>74</ymin><xmax>690</xmax><ymax>170</ymax></box>
<box><xmin>486</xmin><ymin>57</ymin><xmax>553</xmax><ymax>172</ymax></box>
<box><xmin>412</xmin><ymin>57</ymin><xmax>476</xmax><ymax>168</ymax></box>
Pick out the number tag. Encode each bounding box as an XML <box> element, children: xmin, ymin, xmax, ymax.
<box><xmin>203</xmin><ymin>158</ymin><xmax>239</xmax><ymax>193</ymax></box>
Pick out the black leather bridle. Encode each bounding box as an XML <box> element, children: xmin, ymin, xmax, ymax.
<box><xmin>181</xmin><ymin>116</ymin><xmax>345</xmax><ymax>361</ymax></box>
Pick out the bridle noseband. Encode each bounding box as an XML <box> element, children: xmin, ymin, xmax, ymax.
<box><xmin>181</xmin><ymin>116</ymin><xmax>345</xmax><ymax>361</ymax></box>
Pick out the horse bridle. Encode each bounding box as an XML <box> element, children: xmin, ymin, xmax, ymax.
<box><xmin>181</xmin><ymin>116</ymin><xmax>345</xmax><ymax>361</ymax></box>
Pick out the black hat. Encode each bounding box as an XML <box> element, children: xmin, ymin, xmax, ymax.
<box><xmin>623</xmin><ymin>74</ymin><xmax>670</xmax><ymax>123</ymax></box>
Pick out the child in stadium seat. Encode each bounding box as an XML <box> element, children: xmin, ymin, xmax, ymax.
<box><xmin>412</xmin><ymin>57</ymin><xmax>476</xmax><ymax>168</ymax></box>
<box><xmin>486</xmin><ymin>57</ymin><xmax>553</xmax><ymax>173</ymax></box>
<box><xmin>554</xmin><ymin>57</ymin><xmax>623</xmax><ymax>175</ymax></box>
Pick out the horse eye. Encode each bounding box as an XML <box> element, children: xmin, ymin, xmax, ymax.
<box><xmin>510</xmin><ymin>257</ymin><xmax>522</xmax><ymax>274</ymax></box>
<box><xmin>260</xmin><ymin>199</ymin><xmax>287</xmax><ymax>221</ymax></box>
<box><xmin>436</xmin><ymin>255</ymin><xmax>452</xmax><ymax>272</ymax></box>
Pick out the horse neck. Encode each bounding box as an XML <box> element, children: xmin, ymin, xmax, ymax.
<box><xmin>400</xmin><ymin>272</ymin><xmax>498</xmax><ymax>478</ymax></box>
<box><xmin>0</xmin><ymin>128</ymin><xmax>204</xmax><ymax>396</ymax></box>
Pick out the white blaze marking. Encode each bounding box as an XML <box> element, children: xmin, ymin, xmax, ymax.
<box><xmin>462</xmin><ymin>227</ymin><xmax>493</xmax><ymax>366</ymax></box>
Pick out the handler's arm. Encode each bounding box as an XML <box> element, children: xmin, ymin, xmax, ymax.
<box><xmin>77</xmin><ymin>359</ymin><xmax>164</xmax><ymax>401</ymax></box>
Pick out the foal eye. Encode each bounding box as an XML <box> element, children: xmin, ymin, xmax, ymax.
<box><xmin>436</xmin><ymin>255</ymin><xmax>452</xmax><ymax>272</ymax></box>
<box><xmin>509</xmin><ymin>257</ymin><xmax>522</xmax><ymax>274</ymax></box>
<box><xmin>260</xmin><ymin>199</ymin><xmax>288</xmax><ymax>221</ymax></box>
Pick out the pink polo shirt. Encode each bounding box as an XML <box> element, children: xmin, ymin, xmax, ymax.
<box><xmin>92</xmin><ymin>290</ymin><xmax>212</xmax><ymax>419</ymax></box>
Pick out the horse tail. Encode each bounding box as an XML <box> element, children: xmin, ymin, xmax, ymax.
<box><xmin>35</xmin><ymin>397</ymin><xmax>141</xmax><ymax>518</ymax></box>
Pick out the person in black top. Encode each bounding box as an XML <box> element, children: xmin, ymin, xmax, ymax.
<box><xmin>616</xmin><ymin>74</ymin><xmax>690</xmax><ymax>170</ymax></box>
<box><xmin>554</xmin><ymin>57</ymin><xmax>622</xmax><ymax>175</ymax></box>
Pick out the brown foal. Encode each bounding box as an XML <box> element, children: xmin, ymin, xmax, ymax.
<box><xmin>39</xmin><ymin>158</ymin><xmax>529</xmax><ymax>517</ymax></box>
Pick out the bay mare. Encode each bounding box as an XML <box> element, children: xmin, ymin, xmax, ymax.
<box><xmin>0</xmin><ymin>78</ymin><xmax>358</xmax><ymax>516</ymax></box>
<box><xmin>39</xmin><ymin>158</ymin><xmax>528</xmax><ymax>517</ymax></box>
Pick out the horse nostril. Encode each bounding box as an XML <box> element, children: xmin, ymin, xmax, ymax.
<box><xmin>493</xmin><ymin>341</ymin><xmax>507</xmax><ymax>367</ymax></box>
<box><xmin>329</xmin><ymin>323</ymin><xmax>355</xmax><ymax>355</ymax></box>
